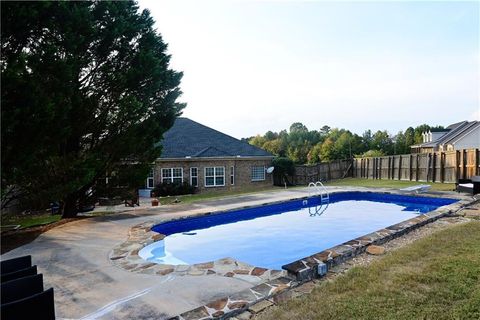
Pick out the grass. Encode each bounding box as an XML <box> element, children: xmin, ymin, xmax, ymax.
<box><xmin>158</xmin><ymin>185</ymin><xmax>288</xmax><ymax>205</ymax></box>
<box><xmin>158</xmin><ymin>178</ymin><xmax>456</xmax><ymax>205</ymax></box>
<box><xmin>325</xmin><ymin>177</ymin><xmax>455</xmax><ymax>191</ymax></box>
<box><xmin>1</xmin><ymin>210</ymin><xmax>116</xmax><ymax>230</ymax></box>
<box><xmin>2</xmin><ymin>212</ymin><xmax>62</xmax><ymax>229</ymax></box>
<box><xmin>258</xmin><ymin>221</ymin><xmax>480</xmax><ymax>320</ymax></box>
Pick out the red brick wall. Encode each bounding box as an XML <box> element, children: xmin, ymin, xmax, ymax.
<box><xmin>152</xmin><ymin>158</ymin><xmax>274</xmax><ymax>193</ymax></box>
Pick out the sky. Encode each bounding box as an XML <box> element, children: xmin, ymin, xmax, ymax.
<box><xmin>138</xmin><ymin>0</ymin><xmax>479</xmax><ymax>139</ymax></box>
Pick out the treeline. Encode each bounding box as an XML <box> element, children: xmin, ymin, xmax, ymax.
<box><xmin>246</xmin><ymin>123</ymin><xmax>444</xmax><ymax>164</ymax></box>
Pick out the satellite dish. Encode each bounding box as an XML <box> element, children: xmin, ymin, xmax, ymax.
<box><xmin>266</xmin><ymin>166</ymin><xmax>274</xmax><ymax>174</ymax></box>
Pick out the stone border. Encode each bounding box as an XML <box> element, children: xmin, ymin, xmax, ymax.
<box><xmin>109</xmin><ymin>221</ymin><xmax>286</xmax><ymax>280</ymax></box>
<box><xmin>109</xmin><ymin>189</ymin><xmax>475</xmax><ymax>319</ymax></box>
<box><xmin>176</xmin><ymin>276</ymin><xmax>297</xmax><ymax>319</ymax></box>
<box><xmin>281</xmin><ymin>193</ymin><xmax>472</xmax><ymax>281</ymax></box>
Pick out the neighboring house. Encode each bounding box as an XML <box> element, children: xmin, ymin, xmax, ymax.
<box><xmin>410</xmin><ymin>120</ymin><xmax>480</xmax><ymax>153</ymax></box>
<box><xmin>145</xmin><ymin>118</ymin><xmax>274</xmax><ymax>193</ymax></box>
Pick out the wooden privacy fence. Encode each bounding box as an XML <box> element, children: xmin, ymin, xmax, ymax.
<box><xmin>294</xmin><ymin>159</ymin><xmax>352</xmax><ymax>185</ymax></box>
<box><xmin>353</xmin><ymin>149</ymin><xmax>480</xmax><ymax>183</ymax></box>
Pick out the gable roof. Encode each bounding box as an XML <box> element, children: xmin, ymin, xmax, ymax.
<box><xmin>158</xmin><ymin>118</ymin><xmax>273</xmax><ymax>159</ymax></box>
<box><xmin>437</xmin><ymin>121</ymin><xmax>478</xmax><ymax>146</ymax></box>
<box><xmin>411</xmin><ymin>120</ymin><xmax>479</xmax><ymax>149</ymax></box>
<box><xmin>445</xmin><ymin>121</ymin><xmax>480</xmax><ymax>145</ymax></box>
<box><xmin>446</xmin><ymin>121</ymin><xmax>467</xmax><ymax>130</ymax></box>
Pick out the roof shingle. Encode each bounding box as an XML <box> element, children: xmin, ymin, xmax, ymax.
<box><xmin>158</xmin><ymin>118</ymin><xmax>273</xmax><ymax>159</ymax></box>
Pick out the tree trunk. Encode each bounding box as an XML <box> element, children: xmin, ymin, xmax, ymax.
<box><xmin>61</xmin><ymin>194</ymin><xmax>78</xmax><ymax>218</ymax></box>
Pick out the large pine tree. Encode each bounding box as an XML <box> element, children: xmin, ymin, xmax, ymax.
<box><xmin>1</xmin><ymin>1</ymin><xmax>185</xmax><ymax>217</ymax></box>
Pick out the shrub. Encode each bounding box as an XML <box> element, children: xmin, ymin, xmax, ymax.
<box><xmin>272</xmin><ymin>157</ymin><xmax>295</xmax><ymax>186</ymax></box>
<box><xmin>153</xmin><ymin>181</ymin><xmax>196</xmax><ymax>197</ymax></box>
<box><xmin>358</xmin><ymin>149</ymin><xmax>385</xmax><ymax>158</ymax></box>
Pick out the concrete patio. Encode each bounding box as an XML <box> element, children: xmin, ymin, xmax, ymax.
<box><xmin>1</xmin><ymin>187</ymin><xmax>473</xmax><ymax>319</ymax></box>
<box><xmin>1</xmin><ymin>187</ymin><xmax>318</xmax><ymax>319</ymax></box>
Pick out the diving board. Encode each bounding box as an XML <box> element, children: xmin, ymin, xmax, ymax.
<box><xmin>399</xmin><ymin>185</ymin><xmax>431</xmax><ymax>194</ymax></box>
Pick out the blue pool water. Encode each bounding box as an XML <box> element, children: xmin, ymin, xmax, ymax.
<box><xmin>140</xmin><ymin>192</ymin><xmax>457</xmax><ymax>269</ymax></box>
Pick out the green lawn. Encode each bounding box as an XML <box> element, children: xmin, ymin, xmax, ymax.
<box><xmin>158</xmin><ymin>178</ymin><xmax>456</xmax><ymax>205</ymax></box>
<box><xmin>325</xmin><ymin>177</ymin><xmax>455</xmax><ymax>191</ymax></box>
<box><xmin>158</xmin><ymin>186</ymin><xmax>287</xmax><ymax>205</ymax></box>
<box><xmin>258</xmin><ymin>221</ymin><xmax>480</xmax><ymax>320</ymax></box>
<box><xmin>2</xmin><ymin>213</ymin><xmax>61</xmax><ymax>229</ymax></box>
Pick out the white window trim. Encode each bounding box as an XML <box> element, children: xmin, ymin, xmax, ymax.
<box><xmin>230</xmin><ymin>166</ymin><xmax>235</xmax><ymax>185</ymax></box>
<box><xmin>161</xmin><ymin>167</ymin><xmax>183</xmax><ymax>184</ymax></box>
<box><xmin>251</xmin><ymin>166</ymin><xmax>266</xmax><ymax>181</ymax></box>
<box><xmin>146</xmin><ymin>168</ymin><xmax>155</xmax><ymax>189</ymax></box>
<box><xmin>204</xmin><ymin>166</ymin><xmax>225</xmax><ymax>187</ymax></box>
<box><xmin>190</xmin><ymin>167</ymin><xmax>198</xmax><ymax>187</ymax></box>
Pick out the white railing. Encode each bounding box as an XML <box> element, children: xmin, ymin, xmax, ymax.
<box><xmin>306</xmin><ymin>181</ymin><xmax>330</xmax><ymax>216</ymax></box>
<box><xmin>308</xmin><ymin>181</ymin><xmax>329</xmax><ymax>203</ymax></box>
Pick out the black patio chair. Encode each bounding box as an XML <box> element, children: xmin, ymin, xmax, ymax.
<box><xmin>1</xmin><ymin>255</ymin><xmax>32</xmax><ymax>275</ymax></box>
<box><xmin>456</xmin><ymin>176</ymin><xmax>480</xmax><ymax>195</ymax></box>
<box><xmin>1</xmin><ymin>265</ymin><xmax>37</xmax><ymax>283</ymax></box>
<box><xmin>1</xmin><ymin>287</ymin><xmax>55</xmax><ymax>320</ymax></box>
<box><xmin>1</xmin><ymin>274</ymin><xmax>44</xmax><ymax>304</ymax></box>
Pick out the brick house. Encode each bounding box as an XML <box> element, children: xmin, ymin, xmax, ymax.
<box><xmin>144</xmin><ymin>118</ymin><xmax>274</xmax><ymax>193</ymax></box>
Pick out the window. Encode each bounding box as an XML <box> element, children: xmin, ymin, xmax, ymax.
<box><xmin>251</xmin><ymin>166</ymin><xmax>266</xmax><ymax>181</ymax></box>
<box><xmin>146</xmin><ymin>169</ymin><xmax>154</xmax><ymax>189</ymax></box>
<box><xmin>205</xmin><ymin>167</ymin><xmax>225</xmax><ymax>187</ymax></box>
<box><xmin>230</xmin><ymin>166</ymin><xmax>235</xmax><ymax>185</ymax></box>
<box><xmin>161</xmin><ymin>168</ymin><xmax>183</xmax><ymax>184</ymax></box>
<box><xmin>190</xmin><ymin>167</ymin><xmax>198</xmax><ymax>187</ymax></box>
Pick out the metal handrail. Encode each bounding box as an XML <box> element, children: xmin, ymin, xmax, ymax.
<box><xmin>315</xmin><ymin>181</ymin><xmax>329</xmax><ymax>202</ymax></box>
<box><xmin>307</xmin><ymin>182</ymin><xmax>316</xmax><ymax>199</ymax></box>
<box><xmin>307</xmin><ymin>181</ymin><xmax>330</xmax><ymax>205</ymax></box>
<box><xmin>306</xmin><ymin>181</ymin><xmax>330</xmax><ymax>216</ymax></box>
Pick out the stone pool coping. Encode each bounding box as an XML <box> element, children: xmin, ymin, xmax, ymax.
<box><xmin>110</xmin><ymin>189</ymin><xmax>474</xmax><ymax>319</ymax></box>
<box><xmin>281</xmin><ymin>192</ymin><xmax>472</xmax><ymax>282</ymax></box>
<box><xmin>109</xmin><ymin>221</ymin><xmax>285</xmax><ymax>281</ymax></box>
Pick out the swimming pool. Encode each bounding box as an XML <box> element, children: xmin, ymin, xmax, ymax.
<box><xmin>139</xmin><ymin>192</ymin><xmax>457</xmax><ymax>270</ymax></box>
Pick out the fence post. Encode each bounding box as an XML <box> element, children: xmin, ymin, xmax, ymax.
<box><xmin>416</xmin><ymin>154</ymin><xmax>419</xmax><ymax>181</ymax></box>
<box><xmin>379</xmin><ymin>157</ymin><xmax>383</xmax><ymax>180</ymax></box>
<box><xmin>387</xmin><ymin>157</ymin><xmax>390</xmax><ymax>179</ymax></box>
<box><xmin>372</xmin><ymin>158</ymin><xmax>375</xmax><ymax>179</ymax></box>
<box><xmin>363</xmin><ymin>159</ymin><xmax>366</xmax><ymax>179</ymax></box>
<box><xmin>427</xmin><ymin>153</ymin><xmax>431</xmax><ymax>182</ymax></box>
<box><xmin>392</xmin><ymin>156</ymin><xmax>395</xmax><ymax>180</ymax></box>
<box><xmin>398</xmin><ymin>155</ymin><xmax>402</xmax><ymax>180</ymax></box>
<box><xmin>432</xmin><ymin>153</ymin><xmax>437</xmax><ymax>182</ymax></box>
<box><xmin>476</xmin><ymin>149</ymin><xmax>480</xmax><ymax>176</ymax></box>
<box><xmin>455</xmin><ymin>150</ymin><xmax>460</xmax><ymax>182</ymax></box>
<box><xmin>376</xmin><ymin>158</ymin><xmax>379</xmax><ymax>179</ymax></box>
<box><xmin>361</xmin><ymin>158</ymin><xmax>364</xmax><ymax>178</ymax></box>
<box><xmin>366</xmin><ymin>158</ymin><xmax>370</xmax><ymax>179</ymax></box>
<box><xmin>372</xmin><ymin>158</ymin><xmax>374</xmax><ymax>179</ymax></box>
<box><xmin>409</xmin><ymin>154</ymin><xmax>413</xmax><ymax>181</ymax></box>
<box><xmin>463</xmin><ymin>149</ymin><xmax>467</xmax><ymax>179</ymax></box>
<box><xmin>440</xmin><ymin>152</ymin><xmax>445</xmax><ymax>183</ymax></box>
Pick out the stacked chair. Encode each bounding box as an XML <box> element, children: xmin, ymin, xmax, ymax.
<box><xmin>1</xmin><ymin>255</ymin><xmax>55</xmax><ymax>319</ymax></box>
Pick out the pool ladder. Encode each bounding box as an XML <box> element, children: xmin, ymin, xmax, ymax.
<box><xmin>306</xmin><ymin>181</ymin><xmax>330</xmax><ymax>216</ymax></box>
<box><xmin>308</xmin><ymin>181</ymin><xmax>329</xmax><ymax>203</ymax></box>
